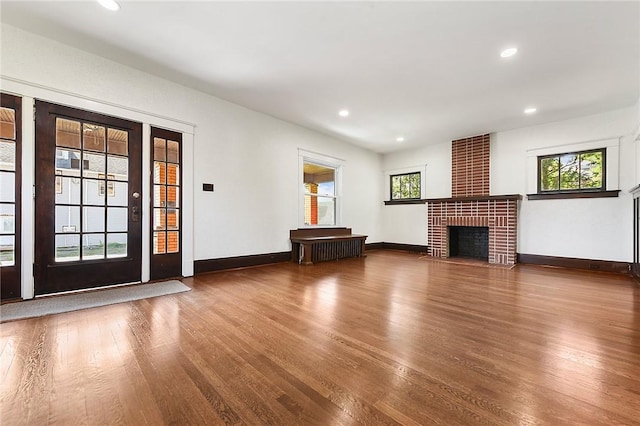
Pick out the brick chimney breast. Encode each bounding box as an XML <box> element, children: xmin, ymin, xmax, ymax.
<box><xmin>451</xmin><ymin>134</ymin><xmax>490</xmax><ymax>197</ymax></box>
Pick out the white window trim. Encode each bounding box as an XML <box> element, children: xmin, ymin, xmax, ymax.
<box><xmin>298</xmin><ymin>148</ymin><xmax>344</xmax><ymax>228</ymax></box>
<box><xmin>525</xmin><ymin>138</ymin><xmax>620</xmax><ymax>194</ymax></box>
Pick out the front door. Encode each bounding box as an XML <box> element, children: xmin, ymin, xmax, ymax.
<box><xmin>34</xmin><ymin>101</ymin><xmax>142</xmax><ymax>295</ymax></box>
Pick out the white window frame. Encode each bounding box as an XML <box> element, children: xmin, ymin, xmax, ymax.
<box><xmin>298</xmin><ymin>149</ymin><xmax>343</xmax><ymax>228</ymax></box>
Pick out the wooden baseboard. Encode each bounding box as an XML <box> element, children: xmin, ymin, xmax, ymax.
<box><xmin>366</xmin><ymin>242</ymin><xmax>428</xmax><ymax>253</ymax></box>
<box><xmin>195</xmin><ymin>252</ymin><xmax>291</xmax><ymax>274</ymax></box>
<box><xmin>518</xmin><ymin>253</ymin><xmax>630</xmax><ymax>274</ymax></box>
<box><xmin>631</xmin><ymin>264</ymin><xmax>640</xmax><ymax>282</ymax></box>
<box><xmin>194</xmin><ymin>249</ymin><xmax>630</xmax><ymax>276</ymax></box>
<box><xmin>365</xmin><ymin>242</ymin><xmax>385</xmax><ymax>251</ymax></box>
<box><xmin>195</xmin><ymin>243</ymin><xmax>428</xmax><ymax>274</ymax></box>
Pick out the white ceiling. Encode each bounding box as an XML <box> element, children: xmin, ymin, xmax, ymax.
<box><xmin>2</xmin><ymin>1</ymin><xmax>639</xmax><ymax>153</ymax></box>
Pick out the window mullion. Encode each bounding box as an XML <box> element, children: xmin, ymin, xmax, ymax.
<box><xmin>556</xmin><ymin>156</ymin><xmax>561</xmax><ymax>191</ymax></box>
<box><xmin>578</xmin><ymin>153</ymin><xmax>582</xmax><ymax>190</ymax></box>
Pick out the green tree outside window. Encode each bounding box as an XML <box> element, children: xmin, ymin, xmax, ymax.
<box><xmin>540</xmin><ymin>149</ymin><xmax>604</xmax><ymax>192</ymax></box>
<box><xmin>391</xmin><ymin>172</ymin><xmax>421</xmax><ymax>200</ymax></box>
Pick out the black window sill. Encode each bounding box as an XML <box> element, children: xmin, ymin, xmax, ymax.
<box><xmin>384</xmin><ymin>199</ymin><xmax>427</xmax><ymax>205</ymax></box>
<box><xmin>527</xmin><ymin>190</ymin><xmax>620</xmax><ymax>200</ymax></box>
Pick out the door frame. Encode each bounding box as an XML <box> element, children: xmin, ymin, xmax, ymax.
<box><xmin>1</xmin><ymin>78</ymin><xmax>194</xmax><ymax>299</ymax></box>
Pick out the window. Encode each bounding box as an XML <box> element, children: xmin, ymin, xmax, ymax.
<box><xmin>526</xmin><ymin>138</ymin><xmax>619</xmax><ymax>200</ymax></box>
<box><xmin>299</xmin><ymin>149</ymin><xmax>343</xmax><ymax>227</ymax></box>
<box><xmin>538</xmin><ymin>149</ymin><xmax>605</xmax><ymax>192</ymax></box>
<box><xmin>390</xmin><ymin>172</ymin><xmax>421</xmax><ymax>200</ymax></box>
<box><xmin>303</xmin><ymin>161</ymin><xmax>336</xmax><ymax>226</ymax></box>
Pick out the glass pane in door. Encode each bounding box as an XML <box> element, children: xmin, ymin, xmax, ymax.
<box><xmin>0</xmin><ymin>203</ymin><xmax>14</xmax><ymax>266</ymax></box>
<box><xmin>55</xmin><ymin>234</ymin><xmax>80</xmax><ymax>262</ymax></box>
<box><xmin>107</xmin><ymin>233</ymin><xmax>127</xmax><ymax>258</ymax></box>
<box><xmin>0</xmin><ymin>235</ymin><xmax>14</xmax><ymax>266</ymax></box>
<box><xmin>55</xmin><ymin>118</ymin><xmax>81</xmax><ymax>149</ymax></box>
<box><xmin>107</xmin><ymin>128</ymin><xmax>128</xmax><ymax>155</ymax></box>
<box><xmin>0</xmin><ymin>139</ymin><xmax>15</xmax><ymax>170</ymax></box>
<box><xmin>82</xmin><ymin>234</ymin><xmax>105</xmax><ymax>260</ymax></box>
<box><xmin>0</xmin><ymin>172</ymin><xmax>15</xmax><ymax>202</ymax></box>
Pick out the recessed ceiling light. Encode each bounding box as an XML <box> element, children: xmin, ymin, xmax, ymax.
<box><xmin>524</xmin><ymin>107</ymin><xmax>537</xmax><ymax>114</ymax></box>
<box><xmin>396</xmin><ymin>136</ymin><xmax>405</xmax><ymax>142</ymax></box>
<box><xmin>97</xmin><ymin>0</ymin><xmax>120</xmax><ymax>11</ymax></box>
<box><xmin>338</xmin><ymin>109</ymin><xmax>349</xmax><ymax>117</ymax></box>
<box><xmin>500</xmin><ymin>47</ymin><xmax>518</xmax><ymax>58</ymax></box>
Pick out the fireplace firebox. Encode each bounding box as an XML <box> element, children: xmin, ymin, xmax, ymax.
<box><xmin>449</xmin><ymin>226</ymin><xmax>489</xmax><ymax>260</ymax></box>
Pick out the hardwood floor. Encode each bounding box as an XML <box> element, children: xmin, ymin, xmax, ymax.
<box><xmin>1</xmin><ymin>250</ymin><xmax>639</xmax><ymax>425</ymax></box>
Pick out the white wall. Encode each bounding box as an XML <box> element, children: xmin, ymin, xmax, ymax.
<box><xmin>194</xmin><ymin>108</ymin><xmax>382</xmax><ymax>258</ymax></box>
<box><xmin>495</xmin><ymin>108</ymin><xmax>637</xmax><ymax>261</ymax></box>
<box><xmin>382</xmin><ymin>107</ymin><xmax>639</xmax><ymax>261</ymax></box>
<box><xmin>634</xmin><ymin>100</ymin><xmax>640</xmax><ymax>186</ymax></box>
<box><xmin>380</xmin><ymin>142</ymin><xmax>450</xmax><ymax>245</ymax></box>
<box><xmin>1</xmin><ymin>24</ymin><xmax>382</xmax><ymax>275</ymax></box>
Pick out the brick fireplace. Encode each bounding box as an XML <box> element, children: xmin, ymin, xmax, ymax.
<box><xmin>427</xmin><ymin>196</ymin><xmax>519</xmax><ymax>264</ymax></box>
<box><xmin>426</xmin><ymin>134</ymin><xmax>520</xmax><ymax>265</ymax></box>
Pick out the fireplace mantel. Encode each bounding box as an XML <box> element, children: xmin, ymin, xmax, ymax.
<box><xmin>423</xmin><ymin>194</ymin><xmax>522</xmax><ymax>203</ymax></box>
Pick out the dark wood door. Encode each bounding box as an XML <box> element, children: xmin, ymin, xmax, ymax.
<box><xmin>0</xmin><ymin>94</ymin><xmax>22</xmax><ymax>300</ymax></box>
<box><xmin>150</xmin><ymin>127</ymin><xmax>182</xmax><ymax>280</ymax></box>
<box><xmin>34</xmin><ymin>101</ymin><xmax>143</xmax><ymax>295</ymax></box>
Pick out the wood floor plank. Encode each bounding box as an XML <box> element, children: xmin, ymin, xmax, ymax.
<box><xmin>2</xmin><ymin>250</ymin><xmax>639</xmax><ymax>425</ymax></box>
